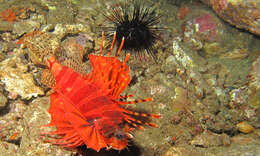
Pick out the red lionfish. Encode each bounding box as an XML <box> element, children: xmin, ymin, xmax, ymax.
<box><xmin>41</xmin><ymin>32</ymin><xmax>161</xmax><ymax>151</ymax></box>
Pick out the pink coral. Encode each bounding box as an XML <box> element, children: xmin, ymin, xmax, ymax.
<box><xmin>192</xmin><ymin>13</ymin><xmax>218</xmax><ymax>41</ymax></box>
<box><xmin>194</xmin><ymin>14</ymin><xmax>216</xmax><ymax>33</ymax></box>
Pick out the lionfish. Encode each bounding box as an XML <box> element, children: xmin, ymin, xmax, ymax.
<box><xmin>41</xmin><ymin>32</ymin><xmax>161</xmax><ymax>151</ymax></box>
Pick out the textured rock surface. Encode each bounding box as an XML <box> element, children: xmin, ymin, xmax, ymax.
<box><xmin>18</xmin><ymin>97</ymin><xmax>74</xmax><ymax>155</ymax></box>
<box><xmin>0</xmin><ymin>92</ymin><xmax>7</xmax><ymax>108</ymax></box>
<box><xmin>200</xmin><ymin>0</ymin><xmax>260</xmax><ymax>36</ymax></box>
<box><xmin>0</xmin><ymin>56</ymin><xmax>44</xmax><ymax>100</ymax></box>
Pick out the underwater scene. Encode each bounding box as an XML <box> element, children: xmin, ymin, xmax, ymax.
<box><xmin>0</xmin><ymin>0</ymin><xmax>259</xmax><ymax>155</ymax></box>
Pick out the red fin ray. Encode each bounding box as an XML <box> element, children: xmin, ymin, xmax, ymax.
<box><xmin>88</xmin><ymin>55</ymin><xmax>131</xmax><ymax>98</ymax></box>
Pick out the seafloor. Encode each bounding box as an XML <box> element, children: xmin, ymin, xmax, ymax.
<box><xmin>0</xmin><ymin>0</ymin><xmax>259</xmax><ymax>156</ymax></box>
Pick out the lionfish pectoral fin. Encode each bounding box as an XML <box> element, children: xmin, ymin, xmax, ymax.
<box><xmin>41</xmin><ymin>69</ymin><xmax>56</xmax><ymax>88</ymax></box>
<box><xmin>85</xmin><ymin>127</ymin><xmax>107</xmax><ymax>152</ymax></box>
<box><xmin>62</xmin><ymin>96</ymin><xmax>107</xmax><ymax>151</ymax></box>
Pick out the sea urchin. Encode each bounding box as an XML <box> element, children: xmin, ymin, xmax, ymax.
<box><xmin>104</xmin><ymin>1</ymin><xmax>162</xmax><ymax>60</ymax></box>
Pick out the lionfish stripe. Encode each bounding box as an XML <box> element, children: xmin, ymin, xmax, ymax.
<box><xmin>123</xmin><ymin>109</ymin><xmax>160</xmax><ymax>119</ymax></box>
<box><xmin>124</xmin><ymin>114</ymin><xmax>158</xmax><ymax>128</ymax></box>
<box><xmin>118</xmin><ymin>98</ymin><xmax>152</xmax><ymax>105</ymax></box>
<box><xmin>118</xmin><ymin>94</ymin><xmax>134</xmax><ymax>99</ymax></box>
<box><xmin>47</xmin><ymin>57</ymin><xmax>84</xmax><ymax>95</ymax></box>
<box><xmin>60</xmin><ymin>135</ymin><xmax>81</xmax><ymax>145</ymax></box>
<box><xmin>124</xmin><ymin>118</ymin><xmax>144</xmax><ymax>130</ymax></box>
<box><xmin>145</xmin><ymin>122</ymin><xmax>159</xmax><ymax>128</ymax></box>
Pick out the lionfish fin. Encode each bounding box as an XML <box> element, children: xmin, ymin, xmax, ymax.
<box><xmin>41</xmin><ymin>69</ymin><xmax>56</xmax><ymax>88</ymax></box>
<box><xmin>56</xmin><ymin>43</ymin><xmax>86</xmax><ymax>75</ymax></box>
<box><xmin>117</xmin><ymin>97</ymin><xmax>152</xmax><ymax>105</ymax></box>
<box><xmin>59</xmin><ymin>90</ymin><xmax>107</xmax><ymax>151</ymax></box>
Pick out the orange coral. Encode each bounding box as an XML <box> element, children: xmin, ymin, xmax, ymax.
<box><xmin>0</xmin><ymin>9</ymin><xmax>16</xmax><ymax>22</ymax></box>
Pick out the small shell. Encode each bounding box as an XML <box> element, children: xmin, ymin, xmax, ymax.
<box><xmin>236</xmin><ymin>122</ymin><xmax>254</xmax><ymax>133</ymax></box>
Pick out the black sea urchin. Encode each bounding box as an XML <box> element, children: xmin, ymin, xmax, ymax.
<box><xmin>103</xmin><ymin>1</ymin><xmax>162</xmax><ymax>60</ymax></box>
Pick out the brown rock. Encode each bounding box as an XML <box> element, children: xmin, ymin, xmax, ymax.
<box><xmin>200</xmin><ymin>0</ymin><xmax>260</xmax><ymax>36</ymax></box>
<box><xmin>236</xmin><ymin>122</ymin><xmax>255</xmax><ymax>133</ymax></box>
<box><xmin>190</xmin><ymin>131</ymin><xmax>223</xmax><ymax>147</ymax></box>
<box><xmin>0</xmin><ymin>92</ymin><xmax>7</xmax><ymax>108</ymax></box>
<box><xmin>164</xmin><ymin>146</ymin><xmax>201</xmax><ymax>156</ymax></box>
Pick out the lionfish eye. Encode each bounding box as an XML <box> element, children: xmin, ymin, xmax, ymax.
<box><xmin>114</xmin><ymin>131</ymin><xmax>126</xmax><ymax>140</ymax></box>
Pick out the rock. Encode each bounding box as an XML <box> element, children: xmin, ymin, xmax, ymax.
<box><xmin>0</xmin><ymin>92</ymin><xmax>7</xmax><ymax>108</ymax></box>
<box><xmin>171</xmin><ymin>87</ymin><xmax>188</xmax><ymax>113</ymax></box>
<box><xmin>0</xmin><ymin>21</ymin><xmax>13</xmax><ymax>32</ymax></box>
<box><xmin>0</xmin><ymin>112</ymin><xmax>23</xmax><ymax>143</ymax></box>
<box><xmin>248</xmin><ymin>57</ymin><xmax>260</xmax><ymax>109</ymax></box>
<box><xmin>221</xmin><ymin>133</ymin><xmax>231</xmax><ymax>146</ymax></box>
<box><xmin>17</xmin><ymin>24</ymin><xmax>88</xmax><ymax>66</ymax></box>
<box><xmin>220</xmin><ymin>48</ymin><xmax>249</xmax><ymax>59</ymax></box>
<box><xmin>200</xmin><ymin>0</ymin><xmax>260</xmax><ymax>36</ymax></box>
<box><xmin>10</xmin><ymin>100</ymin><xmax>27</xmax><ymax>115</ymax></box>
<box><xmin>164</xmin><ymin>146</ymin><xmax>201</xmax><ymax>156</ymax></box>
<box><xmin>231</xmin><ymin>134</ymin><xmax>259</xmax><ymax>145</ymax></box>
<box><xmin>203</xmin><ymin>42</ymin><xmax>226</xmax><ymax>57</ymax></box>
<box><xmin>0</xmin><ymin>141</ymin><xmax>19</xmax><ymax>156</ymax></box>
<box><xmin>17</xmin><ymin>30</ymin><xmax>60</xmax><ymax>65</ymax></box>
<box><xmin>12</xmin><ymin>13</ymin><xmax>45</xmax><ymax>36</ymax></box>
<box><xmin>19</xmin><ymin>97</ymin><xmax>73</xmax><ymax>155</ymax></box>
<box><xmin>172</xmin><ymin>38</ymin><xmax>209</xmax><ymax>98</ymax></box>
<box><xmin>190</xmin><ymin>131</ymin><xmax>230</xmax><ymax>147</ymax></box>
<box><xmin>0</xmin><ymin>56</ymin><xmax>44</xmax><ymax>100</ymax></box>
<box><xmin>236</xmin><ymin>122</ymin><xmax>255</xmax><ymax>134</ymax></box>
<box><xmin>46</xmin><ymin>6</ymin><xmax>75</xmax><ymax>25</ymax></box>
<box><xmin>256</xmin><ymin>129</ymin><xmax>260</xmax><ymax>137</ymax></box>
<box><xmin>52</xmin><ymin>24</ymin><xmax>88</xmax><ymax>40</ymax></box>
<box><xmin>182</xmin><ymin>10</ymin><xmax>225</xmax><ymax>51</ymax></box>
